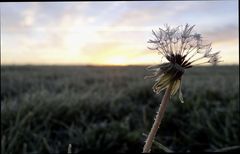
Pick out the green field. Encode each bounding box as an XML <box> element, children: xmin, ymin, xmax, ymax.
<box><xmin>1</xmin><ymin>65</ymin><xmax>239</xmax><ymax>153</ymax></box>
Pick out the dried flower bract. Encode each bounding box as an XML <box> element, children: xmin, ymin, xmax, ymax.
<box><xmin>145</xmin><ymin>24</ymin><xmax>221</xmax><ymax>103</ymax></box>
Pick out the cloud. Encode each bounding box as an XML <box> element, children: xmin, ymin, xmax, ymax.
<box><xmin>202</xmin><ymin>24</ymin><xmax>238</xmax><ymax>44</ymax></box>
<box><xmin>109</xmin><ymin>1</ymin><xmax>195</xmax><ymax>27</ymax></box>
<box><xmin>1</xmin><ymin>1</ymin><xmax>238</xmax><ymax>65</ymax></box>
<box><xmin>1</xmin><ymin>2</ymin><xmax>91</xmax><ymax>32</ymax></box>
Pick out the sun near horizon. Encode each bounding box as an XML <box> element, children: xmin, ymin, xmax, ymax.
<box><xmin>1</xmin><ymin>1</ymin><xmax>239</xmax><ymax>66</ymax></box>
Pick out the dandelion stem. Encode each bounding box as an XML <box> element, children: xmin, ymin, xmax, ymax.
<box><xmin>143</xmin><ymin>82</ymin><xmax>173</xmax><ymax>153</ymax></box>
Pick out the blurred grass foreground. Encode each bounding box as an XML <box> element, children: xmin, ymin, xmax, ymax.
<box><xmin>1</xmin><ymin>65</ymin><xmax>239</xmax><ymax>153</ymax></box>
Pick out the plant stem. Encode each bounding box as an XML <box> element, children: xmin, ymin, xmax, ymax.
<box><xmin>143</xmin><ymin>83</ymin><xmax>173</xmax><ymax>153</ymax></box>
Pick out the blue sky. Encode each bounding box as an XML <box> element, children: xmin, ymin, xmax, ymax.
<box><xmin>1</xmin><ymin>1</ymin><xmax>239</xmax><ymax>65</ymax></box>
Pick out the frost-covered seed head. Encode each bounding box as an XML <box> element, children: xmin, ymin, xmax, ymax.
<box><xmin>145</xmin><ymin>24</ymin><xmax>222</xmax><ymax>103</ymax></box>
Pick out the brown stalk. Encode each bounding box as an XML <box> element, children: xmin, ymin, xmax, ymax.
<box><xmin>143</xmin><ymin>82</ymin><xmax>174</xmax><ymax>153</ymax></box>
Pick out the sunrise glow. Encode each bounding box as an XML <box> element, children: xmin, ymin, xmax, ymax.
<box><xmin>1</xmin><ymin>1</ymin><xmax>239</xmax><ymax>65</ymax></box>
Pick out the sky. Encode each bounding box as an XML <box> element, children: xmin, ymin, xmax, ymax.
<box><xmin>1</xmin><ymin>1</ymin><xmax>239</xmax><ymax>66</ymax></box>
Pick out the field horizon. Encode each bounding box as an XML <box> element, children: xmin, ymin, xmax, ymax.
<box><xmin>1</xmin><ymin>64</ymin><xmax>239</xmax><ymax>67</ymax></box>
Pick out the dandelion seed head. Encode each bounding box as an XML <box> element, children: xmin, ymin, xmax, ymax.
<box><xmin>146</xmin><ymin>24</ymin><xmax>221</xmax><ymax>103</ymax></box>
